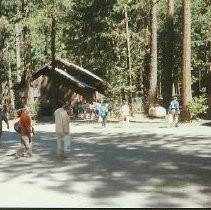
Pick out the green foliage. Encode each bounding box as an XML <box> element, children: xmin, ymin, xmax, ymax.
<box><xmin>0</xmin><ymin>0</ymin><xmax>17</xmax><ymax>18</ymax></box>
<box><xmin>187</xmin><ymin>94</ymin><xmax>208</xmax><ymax>119</ymax></box>
<box><xmin>107</xmin><ymin>99</ymin><xmax>122</xmax><ymax>120</ymax></box>
<box><xmin>29</xmin><ymin>99</ymin><xmax>41</xmax><ymax>120</ymax></box>
<box><xmin>0</xmin><ymin>0</ymin><xmax>211</xmax><ymax>117</ymax></box>
<box><xmin>191</xmin><ymin>0</ymin><xmax>211</xmax><ymax>70</ymax></box>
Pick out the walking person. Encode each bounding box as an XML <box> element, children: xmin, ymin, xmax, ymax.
<box><xmin>89</xmin><ymin>102</ymin><xmax>95</xmax><ymax>119</ymax></box>
<box><xmin>121</xmin><ymin>101</ymin><xmax>130</xmax><ymax>127</ymax></box>
<box><xmin>0</xmin><ymin>104</ymin><xmax>9</xmax><ymax>142</ymax></box>
<box><xmin>15</xmin><ymin>107</ymin><xmax>34</xmax><ymax>158</ymax></box>
<box><xmin>99</xmin><ymin>101</ymin><xmax>109</xmax><ymax>127</ymax></box>
<box><xmin>54</xmin><ymin>103</ymin><xmax>70</xmax><ymax>159</ymax></box>
<box><xmin>168</xmin><ymin>96</ymin><xmax>180</xmax><ymax>127</ymax></box>
<box><xmin>95</xmin><ymin>100</ymin><xmax>100</xmax><ymax>119</ymax></box>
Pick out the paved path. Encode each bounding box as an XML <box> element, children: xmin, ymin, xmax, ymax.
<box><xmin>0</xmin><ymin>118</ymin><xmax>211</xmax><ymax>208</ymax></box>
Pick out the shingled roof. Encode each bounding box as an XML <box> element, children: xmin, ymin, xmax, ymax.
<box><xmin>55</xmin><ymin>57</ymin><xmax>104</xmax><ymax>83</ymax></box>
<box><xmin>32</xmin><ymin>57</ymin><xmax>107</xmax><ymax>93</ymax></box>
<box><xmin>33</xmin><ymin>65</ymin><xmax>97</xmax><ymax>91</ymax></box>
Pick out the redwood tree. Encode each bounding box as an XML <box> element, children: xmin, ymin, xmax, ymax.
<box><xmin>21</xmin><ymin>0</ymin><xmax>34</xmax><ymax>107</ymax></box>
<box><xmin>181</xmin><ymin>0</ymin><xmax>192</xmax><ymax>120</ymax></box>
<box><xmin>149</xmin><ymin>0</ymin><xmax>158</xmax><ymax>106</ymax></box>
<box><xmin>163</xmin><ymin>0</ymin><xmax>174</xmax><ymax>108</ymax></box>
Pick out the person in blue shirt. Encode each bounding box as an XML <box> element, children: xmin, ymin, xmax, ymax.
<box><xmin>98</xmin><ymin>100</ymin><xmax>109</xmax><ymax>127</ymax></box>
<box><xmin>168</xmin><ymin>96</ymin><xmax>180</xmax><ymax>127</ymax></box>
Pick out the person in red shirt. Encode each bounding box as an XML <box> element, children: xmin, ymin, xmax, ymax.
<box><xmin>15</xmin><ymin>107</ymin><xmax>33</xmax><ymax>158</ymax></box>
<box><xmin>19</xmin><ymin>109</ymin><xmax>32</xmax><ymax>137</ymax></box>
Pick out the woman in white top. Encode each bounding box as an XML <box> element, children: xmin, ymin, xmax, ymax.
<box><xmin>121</xmin><ymin>101</ymin><xmax>130</xmax><ymax>127</ymax></box>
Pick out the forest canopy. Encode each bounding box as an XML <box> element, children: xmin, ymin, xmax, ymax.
<box><xmin>0</xmin><ymin>0</ymin><xmax>211</xmax><ymax>119</ymax></box>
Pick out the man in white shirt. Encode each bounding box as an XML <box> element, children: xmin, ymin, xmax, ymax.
<box><xmin>54</xmin><ymin>104</ymin><xmax>70</xmax><ymax>159</ymax></box>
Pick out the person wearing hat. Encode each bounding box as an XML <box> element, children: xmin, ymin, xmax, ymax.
<box><xmin>0</xmin><ymin>104</ymin><xmax>9</xmax><ymax>141</ymax></box>
<box><xmin>168</xmin><ymin>96</ymin><xmax>180</xmax><ymax>127</ymax></box>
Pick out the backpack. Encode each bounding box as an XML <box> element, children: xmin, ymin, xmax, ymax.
<box><xmin>170</xmin><ymin>100</ymin><xmax>179</xmax><ymax>111</ymax></box>
<box><xmin>100</xmin><ymin>105</ymin><xmax>108</xmax><ymax>116</ymax></box>
<box><xmin>14</xmin><ymin>121</ymin><xmax>21</xmax><ymax>133</ymax></box>
<box><xmin>14</xmin><ymin>121</ymin><xmax>35</xmax><ymax>135</ymax></box>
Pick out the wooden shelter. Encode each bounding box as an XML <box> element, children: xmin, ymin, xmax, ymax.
<box><xmin>14</xmin><ymin>57</ymin><xmax>106</xmax><ymax>115</ymax></box>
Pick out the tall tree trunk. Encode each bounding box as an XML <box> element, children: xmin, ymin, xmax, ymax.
<box><xmin>181</xmin><ymin>0</ymin><xmax>192</xmax><ymax>121</ymax></box>
<box><xmin>43</xmin><ymin>26</ymin><xmax>49</xmax><ymax>64</ymax></box>
<box><xmin>8</xmin><ymin>51</ymin><xmax>15</xmax><ymax>111</ymax></box>
<box><xmin>5</xmin><ymin>44</ymin><xmax>15</xmax><ymax>113</ymax></box>
<box><xmin>124</xmin><ymin>4</ymin><xmax>133</xmax><ymax>111</ymax></box>
<box><xmin>149</xmin><ymin>0</ymin><xmax>158</xmax><ymax>107</ymax></box>
<box><xmin>207</xmin><ymin>64</ymin><xmax>211</xmax><ymax>119</ymax></box>
<box><xmin>22</xmin><ymin>0</ymin><xmax>34</xmax><ymax>107</ymax></box>
<box><xmin>15</xmin><ymin>23</ymin><xmax>21</xmax><ymax>83</ymax></box>
<box><xmin>163</xmin><ymin>0</ymin><xmax>174</xmax><ymax>108</ymax></box>
<box><xmin>50</xmin><ymin>15</ymin><xmax>57</xmax><ymax>111</ymax></box>
<box><xmin>51</xmin><ymin>16</ymin><xmax>56</xmax><ymax>69</ymax></box>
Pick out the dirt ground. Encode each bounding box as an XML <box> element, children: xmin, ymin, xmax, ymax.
<box><xmin>0</xmin><ymin>115</ymin><xmax>211</xmax><ymax>208</ymax></box>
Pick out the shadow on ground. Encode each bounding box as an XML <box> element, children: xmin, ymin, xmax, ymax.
<box><xmin>201</xmin><ymin>121</ymin><xmax>211</xmax><ymax>127</ymax></box>
<box><xmin>0</xmin><ymin>129</ymin><xmax>211</xmax><ymax>207</ymax></box>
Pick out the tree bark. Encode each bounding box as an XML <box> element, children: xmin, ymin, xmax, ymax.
<box><xmin>43</xmin><ymin>26</ymin><xmax>49</xmax><ymax>64</ymax></box>
<box><xmin>50</xmin><ymin>15</ymin><xmax>58</xmax><ymax>111</ymax></box>
<box><xmin>15</xmin><ymin>23</ymin><xmax>21</xmax><ymax>83</ymax></box>
<box><xmin>22</xmin><ymin>0</ymin><xmax>34</xmax><ymax>107</ymax></box>
<box><xmin>8</xmin><ymin>51</ymin><xmax>15</xmax><ymax>111</ymax></box>
<box><xmin>4</xmin><ymin>44</ymin><xmax>15</xmax><ymax>113</ymax></box>
<box><xmin>163</xmin><ymin>0</ymin><xmax>174</xmax><ymax>108</ymax></box>
<box><xmin>207</xmin><ymin>64</ymin><xmax>211</xmax><ymax>119</ymax></box>
<box><xmin>149</xmin><ymin>0</ymin><xmax>158</xmax><ymax>107</ymax></box>
<box><xmin>124</xmin><ymin>4</ymin><xmax>133</xmax><ymax>111</ymax></box>
<box><xmin>181</xmin><ymin>0</ymin><xmax>192</xmax><ymax>121</ymax></box>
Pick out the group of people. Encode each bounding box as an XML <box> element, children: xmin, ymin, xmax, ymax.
<box><xmin>72</xmin><ymin>100</ymin><xmax>101</xmax><ymax>120</ymax></box>
<box><xmin>0</xmin><ymin>99</ymin><xmax>139</xmax><ymax>159</ymax></box>
<box><xmin>0</xmin><ymin>96</ymin><xmax>180</xmax><ymax>160</ymax></box>
<box><xmin>63</xmin><ymin>98</ymin><xmax>132</xmax><ymax>128</ymax></box>
<box><xmin>54</xmin><ymin>99</ymin><xmax>131</xmax><ymax>159</ymax></box>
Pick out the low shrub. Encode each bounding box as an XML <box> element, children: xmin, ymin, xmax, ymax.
<box><xmin>187</xmin><ymin>94</ymin><xmax>208</xmax><ymax>119</ymax></box>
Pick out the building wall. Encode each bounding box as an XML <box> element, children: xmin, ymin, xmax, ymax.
<box><xmin>32</xmin><ymin>74</ymin><xmax>96</xmax><ymax>115</ymax></box>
